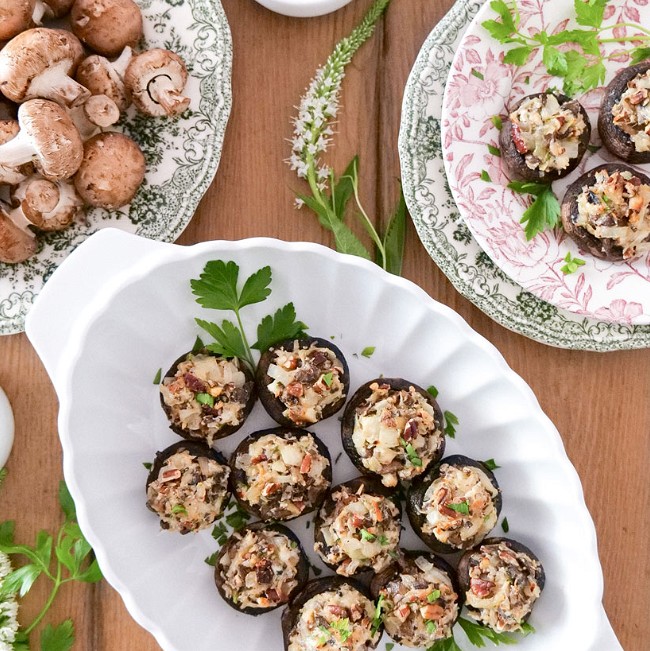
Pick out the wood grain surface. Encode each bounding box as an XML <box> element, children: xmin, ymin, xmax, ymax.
<box><xmin>1</xmin><ymin>0</ymin><xmax>649</xmax><ymax>649</ymax></box>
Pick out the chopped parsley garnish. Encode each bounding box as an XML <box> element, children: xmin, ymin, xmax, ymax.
<box><xmin>386</xmin><ymin>644</ymin><xmax>395</xmax><ymax>651</ymax></box>
<box><xmin>361</xmin><ymin>346</ymin><xmax>376</xmax><ymax>358</ymax></box>
<box><xmin>426</xmin><ymin>635</ymin><xmax>463</xmax><ymax>651</ymax></box>
<box><xmin>427</xmin><ymin>589</ymin><xmax>441</xmax><ymax>603</ymax></box>
<box><xmin>426</xmin><ymin>620</ymin><xmax>437</xmax><ymax>634</ymax></box>
<box><xmin>560</xmin><ymin>252</ymin><xmax>586</xmax><ymax>275</ymax></box>
<box><xmin>487</xmin><ymin>144</ymin><xmax>501</xmax><ymax>157</ymax></box>
<box><xmin>322</xmin><ymin>372</ymin><xmax>334</xmax><ymax>387</ymax></box>
<box><xmin>521</xmin><ymin>622</ymin><xmax>535</xmax><ymax>635</ymax></box>
<box><xmin>330</xmin><ymin>618</ymin><xmax>352</xmax><ymax>642</ymax></box>
<box><xmin>225</xmin><ymin>504</ymin><xmax>250</xmax><ymax>531</ymax></box>
<box><xmin>471</xmin><ymin>68</ymin><xmax>484</xmax><ymax>80</ymax></box>
<box><xmin>204</xmin><ymin>552</ymin><xmax>218</xmax><ymax>566</ymax></box>
<box><xmin>458</xmin><ymin>616</ymin><xmax>518</xmax><ymax>645</ymax></box>
<box><xmin>360</xmin><ymin>529</ymin><xmax>376</xmax><ymax>542</ymax></box>
<box><xmin>399</xmin><ymin>438</ymin><xmax>423</xmax><ymax>467</ymax></box>
<box><xmin>211</xmin><ymin>522</ymin><xmax>228</xmax><ymax>546</ymax></box>
<box><xmin>483</xmin><ymin>458</ymin><xmax>500</xmax><ymax>470</ymax></box>
<box><xmin>152</xmin><ymin>368</ymin><xmax>162</xmax><ymax>384</ymax></box>
<box><xmin>196</xmin><ymin>392</ymin><xmax>215</xmax><ymax>407</ymax></box>
<box><xmin>480</xmin><ymin>169</ymin><xmax>492</xmax><ymax>183</ymax></box>
<box><xmin>443</xmin><ymin>410</ymin><xmax>459</xmax><ymax>438</ymax></box>
<box><xmin>171</xmin><ymin>505</ymin><xmax>187</xmax><ymax>515</ymax></box>
<box><xmin>491</xmin><ymin>115</ymin><xmax>503</xmax><ymax>130</ymax></box>
<box><xmin>427</xmin><ymin>385</ymin><xmax>439</xmax><ymax>399</ymax></box>
<box><xmin>142</xmin><ymin>462</ymin><xmax>152</xmax><ymax>471</ymax></box>
<box><xmin>371</xmin><ymin>595</ymin><xmax>385</xmax><ymax>634</ymax></box>
<box><xmin>378</xmin><ymin>534</ymin><xmax>389</xmax><ymax>546</ymax></box>
<box><xmin>501</xmin><ymin>517</ymin><xmax>510</xmax><ymax>533</ymax></box>
<box><xmin>192</xmin><ymin>335</ymin><xmax>205</xmax><ymax>353</ymax></box>
<box><xmin>447</xmin><ymin>501</ymin><xmax>470</xmax><ymax>515</ymax></box>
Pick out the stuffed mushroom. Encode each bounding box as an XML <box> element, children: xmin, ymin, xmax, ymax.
<box><xmin>561</xmin><ymin>163</ymin><xmax>650</xmax><ymax>260</ymax></box>
<box><xmin>159</xmin><ymin>348</ymin><xmax>256</xmax><ymax>445</ymax></box>
<box><xmin>313</xmin><ymin>477</ymin><xmax>401</xmax><ymax>577</ymax></box>
<box><xmin>599</xmin><ymin>60</ymin><xmax>650</xmax><ymax>163</ymax></box>
<box><xmin>458</xmin><ymin>538</ymin><xmax>545</xmax><ymax>634</ymax></box>
<box><xmin>281</xmin><ymin>577</ymin><xmax>382</xmax><ymax>651</ymax></box>
<box><xmin>341</xmin><ymin>378</ymin><xmax>445</xmax><ymax>488</ymax></box>
<box><xmin>370</xmin><ymin>551</ymin><xmax>461</xmax><ymax>648</ymax></box>
<box><xmin>406</xmin><ymin>455</ymin><xmax>501</xmax><ymax>554</ymax></box>
<box><xmin>231</xmin><ymin>427</ymin><xmax>332</xmax><ymax>521</ymax></box>
<box><xmin>500</xmin><ymin>92</ymin><xmax>590</xmax><ymax>182</ymax></box>
<box><xmin>145</xmin><ymin>441</ymin><xmax>230</xmax><ymax>534</ymax></box>
<box><xmin>214</xmin><ymin>522</ymin><xmax>309</xmax><ymax>615</ymax></box>
<box><xmin>256</xmin><ymin>336</ymin><xmax>350</xmax><ymax>427</ymax></box>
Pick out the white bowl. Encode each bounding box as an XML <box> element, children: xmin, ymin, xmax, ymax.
<box><xmin>0</xmin><ymin>387</ymin><xmax>14</xmax><ymax>468</ymax></box>
<box><xmin>25</xmin><ymin>230</ymin><xmax>620</xmax><ymax>651</ymax></box>
<box><xmin>253</xmin><ymin>0</ymin><xmax>353</xmax><ymax>18</ymax></box>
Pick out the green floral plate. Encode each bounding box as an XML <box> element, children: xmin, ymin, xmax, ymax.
<box><xmin>398</xmin><ymin>0</ymin><xmax>650</xmax><ymax>351</ymax></box>
<box><xmin>0</xmin><ymin>0</ymin><xmax>232</xmax><ymax>335</ymax></box>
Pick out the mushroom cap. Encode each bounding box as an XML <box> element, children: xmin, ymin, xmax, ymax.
<box><xmin>0</xmin><ymin>28</ymin><xmax>85</xmax><ymax>103</ymax></box>
<box><xmin>0</xmin><ymin>208</ymin><xmax>36</xmax><ymax>263</ymax></box>
<box><xmin>18</xmin><ymin>99</ymin><xmax>84</xmax><ymax>180</ymax></box>
<box><xmin>70</xmin><ymin>0</ymin><xmax>143</xmax><ymax>58</ymax></box>
<box><xmin>12</xmin><ymin>176</ymin><xmax>83</xmax><ymax>231</ymax></box>
<box><xmin>41</xmin><ymin>0</ymin><xmax>75</xmax><ymax>18</ymax></box>
<box><xmin>124</xmin><ymin>49</ymin><xmax>189</xmax><ymax>117</ymax></box>
<box><xmin>0</xmin><ymin>118</ymin><xmax>32</xmax><ymax>184</ymax></box>
<box><xmin>75</xmin><ymin>54</ymin><xmax>130</xmax><ymax>112</ymax></box>
<box><xmin>74</xmin><ymin>132</ymin><xmax>145</xmax><ymax>209</ymax></box>
<box><xmin>0</xmin><ymin>0</ymin><xmax>35</xmax><ymax>41</ymax></box>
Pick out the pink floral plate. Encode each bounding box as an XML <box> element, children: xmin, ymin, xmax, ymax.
<box><xmin>441</xmin><ymin>0</ymin><xmax>650</xmax><ymax>325</ymax></box>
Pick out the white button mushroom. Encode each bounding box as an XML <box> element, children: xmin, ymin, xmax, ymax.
<box><xmin>0</xmin><ymin>201</ymin><xmax>36</xmax><ymax>263</ymax></box>
<box><xmin>12</xmin><ymin>176</ymin><xmax>84</xmax><ymax>231</ymax></box>
<box><xmin>75</xmin><ymin>48</ymin><xmax>133</xmax><ymax>113</ymax></box>
<box><xmin>124</xmin><ymin>49</ymin><xmax>190</xmax><ymax>117</ymax></box>
<box><xmin>0</xmin><ymin>120</ymin><xmax>33</xmax><ymax>185</ymax></box>
<box><xmin>67</xmin><ymin>94</ymin><xmax>121</xmax><ymax>140</ymax></box>
<box><xmin>0</xmin><ymin>0</ymin><xmax>36</xmax><ymax>41</ymax></box>
<box><xmin>0</xmin><ymin>28</ymin><xmax>91</xmax><ymax>108</ymax></box>
<box><xmin>70</xmin><ymin>0</ymin><xmax>143</xmax><ymax>58</ymax></box>
<box><xmin>74</xmin><ymin>132</ymin><xmax>145</xmax><ymax>209</ymax></box>
<box><xmin>0</xmin><ymin>99</ymin><xmax>83</xmax><ymax>181</ymax></box>
<box><xmin>37</xmin><ymin>0</ymin><xmax>75</xmax><ymax>19</ymax></box>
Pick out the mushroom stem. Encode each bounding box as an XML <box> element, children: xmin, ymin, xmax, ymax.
<box><xmin>0</xmin><ymin>205</ymin><xmax>36</xmax><ymax>264</ymax></box>
<box><xmin>32</xmin><ymin>0</ymin><xmax>46</xmax><ymax>23</ymax></box>
<box><xmin>13</xmin><ymin>177</ymin><xmax>83</xmax><ymax>231</ymax></box>
<box><xmin>112</xmin><ymin>46</ymin><xmax>133</xmax><ymax>78</ymax></box>
<box><xmin>84</xmin><ymin>95</ymin><xmax>120</xmax><ymax>127</ymax></box>
<box><xmin>27</xmin><ymin>60</ymin><xmax>90</xmax><ymax>108</ymax></box>
<box><xmin>148</xmin><ymin>75</ymin><xmax>190</xmax><ymax>114</ymax></box>
<box><xmin>0</xmin><ymin>132</ymin><xmax>37</xmax><ymax>168</ymax></box>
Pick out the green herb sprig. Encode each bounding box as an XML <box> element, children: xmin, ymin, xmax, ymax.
<box><xmin>191</xmin><ymin>260</ymin><xmax>308</xmax><ymax>371</ymax></box>
<box><xmin>483</xmin><ymin>0</ymin><xmax>650</xmax><ymax>95</ymax></box>
<box><xmin>0</xmin><ymin>481</ymin><xmax>102</xmax><ymax>651</ymax></box>
<box><xmin>288</xmin><ymin>0</ymin><xmax>407</xmax><ymax>275</ymax></box>
<box><xmin>560</xmin><ymin>252</ymin><xmax>587</xmax><ymax>275</ymax></box>
<box><xmin>507</xmin><ymin>182</ymin><xmax>562</xmax><ymax>241</ymax></box>
<box><xmin>458</xmin><ymin>617</ymin><xmax>518</xmax><ymax>646</ymax></box>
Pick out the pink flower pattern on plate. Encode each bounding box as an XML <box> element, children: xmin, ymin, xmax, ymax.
<box><xmin>441</xmin><ymin>0</ymin><xmax>650</xmax><ymax>325</ymax></box>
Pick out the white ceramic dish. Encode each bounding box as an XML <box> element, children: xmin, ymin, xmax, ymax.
<box><xmin>399</xmin><ymin>0</ymin><xmax>650</xmax><ymax>351</ymax></box>
<box><xmin>253</xmin><ymin>0</ymin><xmax>353</xmax><ymax>18</ymax></box>
<box><xmin>441</xmin><ymin>0</ymin><xmax>650</xmax><ymax>325</ymax></box>
<box><xmin>0</xmin><ymin>387</ymin><xmax>14</xmax><ymax>468</ymax></box>
<box><xmin>25</xmin><ymin>230</ymin><xmax>620</xmax><ymax>651</ymax></box>
<box><xmin>0</xmin><ymin>0</ymin><xmax>233</xmax><ymax>336</ymax></box>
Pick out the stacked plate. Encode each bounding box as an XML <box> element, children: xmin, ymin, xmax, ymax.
<box><xmin>399</xmin><ymin>0</ymin><xmax>650</xmax><ymax>351</ymax></box>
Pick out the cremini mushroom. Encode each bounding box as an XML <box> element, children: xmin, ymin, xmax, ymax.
<box><xmin>0</xmin><ymin>120</ymin><xmax>32</xmax><ymax>185</ymax></box>
<box><xmin>0</xmin><ymin>202</ymin><xmax>36</xmax><ymax>263</ymax></box>
<box><xmin>75</xmin><ymin>47</ymin><xmax>132</xmax><ymax>112</ymax></box>
<box><xmin>70</xmin><ymin>0</ymin><xmax>143</xmax><ymax>58</ymax></box>
<box><xmin>0</xmin><ymin>28</ymin><xmax>90</xmax><ymax>108</ymax></box>
<box><xmin>12</xmin><ymin>176</ymin><xmax>84</xmax><ymax>231</ymax></box>
<box><xmin>74</xmin><ymin>132</ymin><xmax>145</xmax><ymax>208</ymax></box>
<box><xmin>68</xmin><ymin>94</ymin><xmax>120</xmax><ymax>140</ymax></box>
<box><xmin>0</xmin><ymin>0</ymin><xmax>36</xmax><ymax>41</ymax></box>
<box><xmin>0</xmin><ymin>99</ymin><xmax>83</xmax><ymax>181</ymax></box>
<box><xmin>124</xmin><ymin>49</ymin><xmax>190</xmax><ymax>117</ymax></box>
<box><xmin>38</xmin><ymin>0</ymin><xmax>75</xmax><ymax>19</ymax></box>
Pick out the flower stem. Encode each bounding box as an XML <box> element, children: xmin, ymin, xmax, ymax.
<box><xmin>23</xmin><ymin>570</ymin><xmax>61</xmax><ymax>635</ymax></box>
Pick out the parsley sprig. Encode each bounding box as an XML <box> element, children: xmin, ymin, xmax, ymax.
<box><xmin>507</xmin><ymin>182</ymin><xmax>561</xmax><ymax>241</ymax></box>
<box><xmin>0</xmin><ymin>481</ymin><xmax>102</xmax><ymax>651</ymax></box>
<box><xmin>458</xmin><ymin>617</ymin><xmax>518</xmax><ymax>646</ymax></box>
<box><xmin>191</xmin><ymin>260</ymin><xmax>308</xmax><ymax>371</ymax></box>
<box><xmin>483</xmin><ymin>0</ymin><xmax>650</xmax><ymax>95</ymax></box>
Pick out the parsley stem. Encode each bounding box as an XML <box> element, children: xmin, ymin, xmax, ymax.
<box><xmin>233</xmin><ymin>307</ymin><xmax>255</xmax><ymax>370</ymax></box>
<box><xmin>603</xmin><ymin>22</ymin><xmax>650</xmax><ymax>38</ymax></box>
<box><xmin>23</xmin><ymin>567</ymin><xmax>62</xmax><ymax>635</ymax></box>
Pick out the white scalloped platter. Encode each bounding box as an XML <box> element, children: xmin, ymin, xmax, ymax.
<box><xmin>0</xmin><ymin>0</ymin><xmax>232</xmax><ymax>335</ymax></box>
<box><xmin>441</xmin><ymin>0</ymin><xmax>650</xmax><ymax>325</ymax></box>
<box><xmin>45</xmin><ymin>234</ymin><xmax>607</xmax><ymax>650</ymax></box>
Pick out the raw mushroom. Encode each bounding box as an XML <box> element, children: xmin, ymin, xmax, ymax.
<box><xmin>74</xmin><ymin>131</ymin><xmax>145</xmax><ymax>208</ymax></box>
<box><xmin>0</xmin><ymin>0</ymin><xmax>36</xmax><ymax>41</ymax></box>
<box><xmin>70</xmin><ymin>0</ymin><xmax>143</xmax><ymax>58</ymax></box>
<box><xmin>37</xmin><ymin>0</ymin><xmax>75</xmax><ymax>19</ymax></box>
<box><xmin>0</xmin><ymin>28</ymin><xmax>90</xmax><ymax>108</ymax></box>
<box><xmin>75</xmin><ymin>48</ymin><xmax>132</xmax><ymax>112</ymax></box>
<box><xmin>0</xmin><ymin>120</ymin><xmax>33</xmax><ymax>185</ymax></box>
<box><xmin>0</xmin><ymin>201</ymin><xmax>36</xmax><ymax>263</ymax></box>
<box><xmin>68</xmin><ymin>94</ymin><xmax>120</xmax><ymax>139</ymax></box>
<box><xmin>12</xmin><ymin>176</ymin><xmax>84</xmax><ymax>231</ymax></box>
<box><xmin>0</xmin><ymin>99</ymin><xmax>83</xmax><ymax>181</ymax></box>
<box><xmin>125</xmin><ymin>49</ymin><xmax>190</xmax><ymax>117</ymax></box>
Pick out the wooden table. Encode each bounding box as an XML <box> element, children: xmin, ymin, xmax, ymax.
<box><xmin>1</xmin><ymin>0</ymin><xmax>648</xmax><ymax>649</ymax></box>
